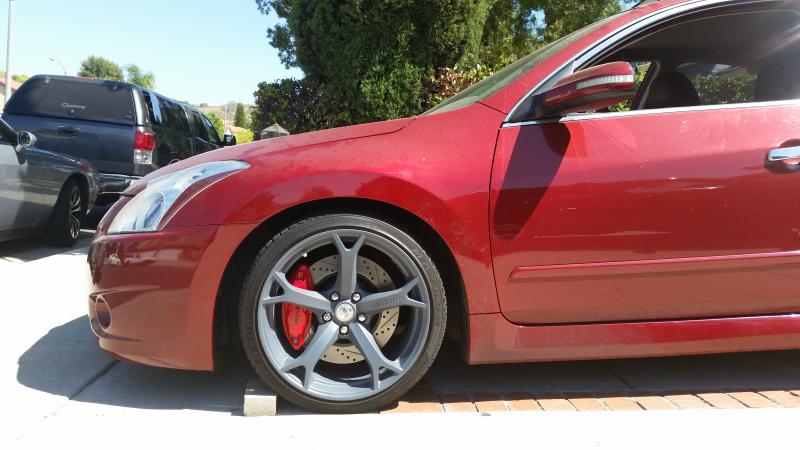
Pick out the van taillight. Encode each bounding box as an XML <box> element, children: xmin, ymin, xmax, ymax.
<box><xmin>134</xmin><ymin>131</ymin><xmax>156</xmax><ymax>165</ymax></box>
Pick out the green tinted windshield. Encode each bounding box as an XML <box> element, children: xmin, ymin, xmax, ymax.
<box><xmin>423</xmin><ymin>15</ymin><xmax>619</xmax><ymax>116</ymax></box>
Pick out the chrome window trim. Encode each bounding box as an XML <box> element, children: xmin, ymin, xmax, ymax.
<box><xmin>504</xmin><ymin>0</ymin><xmax>769</xmax><ymax>124</ymax></box>
<box><xmin>501</xmin><ymin>99</ymin><xmax>800</xmax><ymax>128</ymax></box>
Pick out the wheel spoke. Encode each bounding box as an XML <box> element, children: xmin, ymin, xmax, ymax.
<box><xmin>350</xmin><ymin>323</ymin><xmax>403</xmax><ymax>390</ymax></box>
<box><xmin>261</xmin><ymin>272</ymin><xmax>332</xmax><ymax>312</ymax></box>
<box><xmin>69</xmin><ymin>215</ymin><xmax>80</xmax><ymax>238</ymax></box>
<box><xmin>333</xmin><ymin>232</ymin><xmax>366</xmax><ymax>297</ymax></box>
<box><xmin>280</xmin><ymin>321</ymin><xmax>340</xmax><ymax>389</ymax></box>
<box><xmin>357</xmin><ymin>277</ymin><xmax>426</xmax><ymax>314</ymax></box>
<box><xmin>70</xmin><ymin>188</ymin><xmax>80</xmax><ymax>209</ymax></box>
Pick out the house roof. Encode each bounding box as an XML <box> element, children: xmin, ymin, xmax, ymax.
<box><xmin>261</xmin><ymin>123</ymin><xmax>289</xmax><ymax>135</ymax></box>
<box><xmin>0</xmin><ymin>78</ymin><xmax>23</xmax><ymax>91</ymax></box>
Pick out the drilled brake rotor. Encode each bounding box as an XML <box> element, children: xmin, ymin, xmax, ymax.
<box><xmin>307</xmin><ymin>255</ymin><xmax>400</xmax><ymax>364</ymax></box>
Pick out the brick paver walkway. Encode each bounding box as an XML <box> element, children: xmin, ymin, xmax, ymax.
<box><xmin>381</xmin><ymin>390</ymin><xmax>800</xmax><ymax>414</ymax></box>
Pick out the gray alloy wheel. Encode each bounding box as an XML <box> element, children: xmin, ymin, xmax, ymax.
<box><xmin>44</xmin><ymin>179</ymin><xmax>83</xmax><ymax>246</ymax></box>
<box><xmin>68</xmin><ymin>183</ymin><xmax>82</xmax><ymax>240</ymax></box>
<box><xmin>239</xmin><ymin>214</ymin><xmax>447</xmax><ymax>413</ymax></box>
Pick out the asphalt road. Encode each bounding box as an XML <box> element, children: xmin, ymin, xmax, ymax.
<box><xmin>2</xmin><ymin>231</ymin><xmax>799</xmax><ymax>449</ymax></box>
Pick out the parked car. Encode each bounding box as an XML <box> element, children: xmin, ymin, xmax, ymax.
<box><xmin>88</xmin><ymin>0</ymin><xmax>800</xmax><ymax>413</ymax></box>
<box><xmin>1</xmin><ymin>76</ymin><xmax>234</xmax><ymax>216</ymax></box>
<box><xmin>0</xmin><ymin>118</ymin><xmax>98</xmax><ymax>246</ymax></box>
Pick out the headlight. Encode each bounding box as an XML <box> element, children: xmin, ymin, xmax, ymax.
<box><xmin>107</xmin><ymin>160</ymin><xmax>250</xmax><ymax>234</ymax></box>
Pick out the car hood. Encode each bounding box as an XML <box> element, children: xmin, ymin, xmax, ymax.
<box><xmin>131</xmin><ymin>117</ymin><xmax>415</xmax><ymax>189</ymax></box>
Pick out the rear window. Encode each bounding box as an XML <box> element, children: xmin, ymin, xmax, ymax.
<box><xmin>143</xmin><ymin>91</ymin><xmax>164</xmax><ymax>125</ymax></box>
<box><xmin>4</xmin><ymin>77</ymin><xmax>135</xmax><ymax>125</ymax></box>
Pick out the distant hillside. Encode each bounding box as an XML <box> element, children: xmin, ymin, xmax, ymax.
<box><xmin>197</xmin><ymin>104</ymin><xmax>254</xmax><ymax>127</ymax></box>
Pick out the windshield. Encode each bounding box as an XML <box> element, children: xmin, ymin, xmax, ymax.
<box><xmin>424</xmin><ymin>15</ymin><xmax>620</xmax><ymax>116</ymax></box>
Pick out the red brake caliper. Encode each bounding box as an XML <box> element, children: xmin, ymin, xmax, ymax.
<box><xmin>282</xmin><ymin>264</ymin><xmax>315</xmax><ymax>350</ymax></box>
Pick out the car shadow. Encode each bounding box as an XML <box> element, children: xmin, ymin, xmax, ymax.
<box><xmin>15</xmin><ymin>315</ymin><xmax>259</xmax><ymax>414</ymax></box>
<box><xmin>0</xmin><ymin>230</ymin><xmax>94</xmax><ymax>265</ymax></box>
<box><xmin>17</xmin><ymin>318</ymin><xmax>800</xmax><ymax>415</ymax></box>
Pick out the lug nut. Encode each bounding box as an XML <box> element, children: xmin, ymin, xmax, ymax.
<box><xmin>322</xmin><ymin>312</ymin><xmax>332</xmax><ymax>322</ymax></box>
<box><xmin>351</xmin><ymin>292</ymin><xmax>361</xmax><ymax>302</ymax></box>
<box><xmin>339</xmin><ymin>325</ymin><xmax>349</xmax><ymax>335</ymax></box>
<box><xmin>330</xmin><ymin>292</ymin><xmax>340</xmax><ymax>302</ymax></box>
<box><xmin>358</xmin><ymin>313</ymin><xmax>367</xmax><ymax>323</ymax></box>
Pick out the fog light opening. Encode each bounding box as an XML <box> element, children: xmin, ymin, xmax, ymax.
<box><xmin>94</xmin><ymin>298</ymin><xmax>112</xmax><ymax>330</ymax></box>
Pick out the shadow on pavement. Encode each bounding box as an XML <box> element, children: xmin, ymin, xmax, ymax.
<box><xmin>418</xmin><ymin>341</ymin><xmax>800</xmax><ymax>397</ymax></box>
<box><xmin>16</xmin><ymin>316</ymin><xmax>257</xmax><ymax>414</ymax></box>
<box><xmin>0</xmin><ymin>230</ymin><xmax>94</xmax><ymax>265</ymax></box>
<box><xmin>17</xmin><ymin>317</ymin><xmax>800</xmax><ymax>415</ymax></box>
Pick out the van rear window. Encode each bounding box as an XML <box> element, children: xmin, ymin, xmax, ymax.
<box><xmin>4</xmin><ymin>77</ymin><xmax>135</xmax><ymax>125</ymax></box>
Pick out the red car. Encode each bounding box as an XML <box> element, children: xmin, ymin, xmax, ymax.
<box><xmin>88</xmin><ymin>0</ymin><xmax>800</xmax><ymax>413</ymax></box>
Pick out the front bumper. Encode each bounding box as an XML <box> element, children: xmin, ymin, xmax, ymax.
<box><xmin>87</xmin><ymin>222</ymin><xmax>258</xmax><ymax>370</ymax></box>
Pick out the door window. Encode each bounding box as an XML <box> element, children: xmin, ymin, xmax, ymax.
<box><xmin>0</xmin><ymin>120</ymin><xmax>14</xmax><ymax>143</ymax></box>
<box><xmin>675</xmin><ymin>64</ymin><xmax>757</xmax><ymax>105</ymax></box>
<box><xmin>189</xmin><ymin>111</ymin><xmax>209</xmax><ymax>141</ymax></box>
<box><xmin>157</xmin><ymin>97</ymin><xmax>190</xmax><ymax>133</ymax></box>
<box><xmin>550</xmin><ymin>7</ymin><xmax>800</xmax><ymax>118</ymax></box>
<box><xmin>201</xmin><ymin>115</ymin><xmax>222</xmax><ymax>146</ymax></box>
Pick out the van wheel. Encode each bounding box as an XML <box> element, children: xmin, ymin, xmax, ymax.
<box><xmin>44</xmin><ymin>179</ymin><xmax>83</xmax><ymax>247</ymax></box>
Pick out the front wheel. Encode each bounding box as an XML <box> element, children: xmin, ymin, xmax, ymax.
<box><xmin>239</xmin><ymin>214</ymin><xmax>447</xmax><ymax>413</ymax></box>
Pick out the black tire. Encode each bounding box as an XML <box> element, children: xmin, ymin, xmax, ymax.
<box><xmin>44</xmin><ymin>179</ymin><xmax>84</xmax><ymax>247</ymax></box>
<box><xmin>239</xmin><ymin>214</ymin><xmax>447</xmax><ymax>413</ymax></box>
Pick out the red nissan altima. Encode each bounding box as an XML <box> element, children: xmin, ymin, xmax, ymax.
<box><xmin>88</xmin><ymin>0</ymin><xmax>800</xmax><ymax>413</ymax></box>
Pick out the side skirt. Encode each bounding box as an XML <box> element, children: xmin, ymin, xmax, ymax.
<box><xmin>466</xmin><ymin>312</ymin><xmax>800</xmax><ymax>364</ymax></box>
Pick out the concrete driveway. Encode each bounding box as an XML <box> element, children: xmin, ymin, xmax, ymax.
<box><xmin>2</xmin><ymin>232</ymin><xmax>800</xmax><ymax>449</ymax></box>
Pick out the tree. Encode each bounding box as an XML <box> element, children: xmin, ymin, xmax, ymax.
<box><xmin>207</xmin><ymin>112</ymin><xmax>225</xmax><ymax>137</ymax></box>
<box><xmin>256</xmin><ymin>0</ymin><xmax>499</xmax><ymax>123</ymax></box>
<box><xmin>125</xmin><ymin>65</ymin><xmax>155</xmax><ymax>89</ymax></box>
<box><xmin>234</xmin><ymin>103</ymin><xmax>248</xmax><ymax>128</ymax></box>
<box><xmin>253</xmin><ymin>0</ymin><xmax>633</xmax><ymax>129</ymax></box>
<box><xmin>0</xmin><ymin>72</ymin><xmax>29</xmax><ymax>83</ymax></box>
<box><xmin>251</xmin><ymin>78</ymin><xmax>343</xmax><ymax>135</ymax></box>
<box><xmin>78</xmin><ymin>55</ymin><xmax>124</xmax><ymax>81</ymax></box>
<box><xmin>234</xmin><ymin>129</ymin><xmax>254</xmax><ymax>144</ymax></box>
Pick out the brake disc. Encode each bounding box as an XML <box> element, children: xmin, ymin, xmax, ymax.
<box><xmin>307</xmin><ymin>255</ymin><xmax>400</xmax><ymax>364</ymax></box>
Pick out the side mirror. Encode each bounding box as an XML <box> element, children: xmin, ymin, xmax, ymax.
<box><xmin>15</xmin><ymin>131</ymin><xmax>37</xmax><ymax>153</ymax></box>
<box><xmin>532</xmin><ymin>62</ymin><xmax>636</xmax><ymax>119</ymax></box>
<box><xmin>223</xmin><ymin>134</ymin><xmax>237</xmax><ymax>147</ymax></box>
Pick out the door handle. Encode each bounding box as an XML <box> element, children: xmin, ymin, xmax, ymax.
<box><xmin>767</xmin><ymin>146</ymin><xmax>800</xmax><ymax>162</ymax></box>
<box><xmin>57</xmin><ymin>126</ymin><xmax>80</xmax><ymax>137</ymax></box>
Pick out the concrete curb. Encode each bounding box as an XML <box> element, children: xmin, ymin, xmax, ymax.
<box><xmin>243</xmin><ymin>379</ymin><xmax>277</xmax><ymax>416</ymax></box>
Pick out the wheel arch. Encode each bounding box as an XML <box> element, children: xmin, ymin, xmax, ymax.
<box><xmin>212</xmin><ymin>197</ymin><xmax>469</xmax><ymax>364</ymax></box>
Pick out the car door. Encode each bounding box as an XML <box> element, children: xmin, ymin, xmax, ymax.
<box><xmin>490</xmin><ymin>5</ymin><xmax>800</xmax><ymax>325</ymax></box>
<box><xmin>0</xmin><ymin>121</ymin><xmax>42</xmax><ymax>232</ymax></box>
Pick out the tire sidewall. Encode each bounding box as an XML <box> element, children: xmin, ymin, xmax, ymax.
<box><xmin>239</xmin><ymin>214</ymin><xmax>447</xmax><ymax>413</ymax></box>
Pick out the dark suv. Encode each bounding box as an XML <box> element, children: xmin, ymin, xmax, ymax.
<box><xmin>1</xmin><ymin>75</ymin><xmax>234</xmax><ymax>212</ymax></box>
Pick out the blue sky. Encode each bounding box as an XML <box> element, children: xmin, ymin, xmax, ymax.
<box><xmin>0</xmin><ymin>0</ymin><xmax>302</xmax><ymax>105</ymax></box>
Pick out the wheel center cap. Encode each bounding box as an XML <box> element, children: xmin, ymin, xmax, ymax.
<box><xmin>334</xmin><ymin>301</ymin><xmax>356</xmax><ymax>323</ymax></box>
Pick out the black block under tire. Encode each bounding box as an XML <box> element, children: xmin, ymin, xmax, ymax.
<box><xmin>44</xmin><ymin>179</ymin><xmax>83</xmax><ymax>247</ymax></box>
<box><xmin>238</xmin><ymin>214</ymin><xmax>447</xmax><ymax>414</ymax></box>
